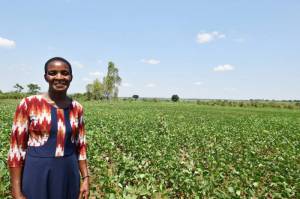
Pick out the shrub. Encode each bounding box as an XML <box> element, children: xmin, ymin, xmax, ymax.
<box><xmin>171</xmin><ymin>94</ymin><xmax>179</xmax><ymax>102</ymax></box>
<box><xmin>132</xmin><ymin>95</ymin><xmax>139</xmax><ymax>100</ymax></box>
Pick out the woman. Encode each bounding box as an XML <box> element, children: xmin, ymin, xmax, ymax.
<box><xmin>8</xmin><ymin>57</ymin><xmax>89</xmax><ymax>199</ymax></box>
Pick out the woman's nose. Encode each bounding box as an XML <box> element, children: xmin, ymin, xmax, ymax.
<box><xmin>55</xmin><ymin>72</ymin><xmax>64</xmax><ymax>79</ymax></box>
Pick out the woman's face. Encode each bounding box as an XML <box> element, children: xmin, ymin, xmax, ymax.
<box><xmin>44</xmin><ymin>60</ymin><xmax>72</xmax><ymax>92</ymax></box>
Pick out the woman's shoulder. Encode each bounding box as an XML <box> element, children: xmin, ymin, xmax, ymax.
<box><xmin>71</xmin><ymin>99</ymin><xmax>84</xmax><ymax>111</ymax></box>
<box><xmin>25</xmin><ymin>94</ymin><xmax>44</xmax><ymax>100</ymax></box>
<box><xmin>18</xmin><ymin>94</ymin><xmax>44</xmax><ymax>105</ymax></box>
<box><xmin>14</xmin><ymin>95</ymin><xmax>46</xmax><ymax>113</ymax></box>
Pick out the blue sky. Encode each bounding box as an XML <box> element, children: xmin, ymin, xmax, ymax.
<box><xmin>0</xmin><ymin>0</ymin><xmax>299</xmax><ymax>99</ymax></box>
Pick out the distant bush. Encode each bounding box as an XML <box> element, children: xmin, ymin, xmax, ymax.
<box><xmin>132</xmin><ymin>95</ymin><xmax>139</xmax><ymax>100</ymax></box>
<box><xmin>141</xmin><ymin>98</ymin><xmax>160</xmax><ymax>102</ymax></box>
<box><xmin>70</xmin><ymin>93</ymin><xmax>87</xmax><ymax>101</ymax></box>
<box><xmin>0</xmin><ymin>92</ymin><xmax>29</xmax><ymax>99</ymax></box>
<box><xmin>195</xmin><ymin>99</ymin><xmax>300</xmax><ymax>109</ymax></box>
<box><xmin>171</xmin><ymin>94</ymin><xmax>179</xmax><ymax>102</ymax></box>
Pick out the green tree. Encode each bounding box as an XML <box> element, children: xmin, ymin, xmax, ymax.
<box><xmin>86</xmin><ymin>84</ymin><xmax>93</xmax><ymax>100</ymax></box>
<box><xmin>27</xmin><ymin>83</ymin><xmax>41</xmax><ymax>95</ymax></box>
<box><xmin>171</xmin><ymin>94</ymin><xmax>179</xmax><ymax>102</ymax></box>
<box><xmin>86</xmin><ymin>79</ymin><xmax>104</xmax><ymax>100</ymax></box>
<box><xmin>92</xmin><ymin>79</ymin><xmax>104</xmax><ymax>100</ymax></box>
<box><xmin>103</xmin><ymin>62</ymin><xmax>121</xmax><ymax>99</ymax></box>
<box><xmin>14</xmin><ymin>83</ymin><xmax>24</xmax><ymax>93</ymax></box>
<box><xmin>132</xmin><ymin>95</ymin><xmax>139</xmax><ymax>100</ymax></box>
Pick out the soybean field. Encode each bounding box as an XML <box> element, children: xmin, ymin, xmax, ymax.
<box><xmin>0</xmin><ymin>99</ymin><xmax>300</xmax><ymax>198</ymax></box>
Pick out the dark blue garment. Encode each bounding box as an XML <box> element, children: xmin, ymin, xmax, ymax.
<box><xmin>22</xmin><ymin>107</ymin><xmax>80</xmax><ymax>199</ymax></box>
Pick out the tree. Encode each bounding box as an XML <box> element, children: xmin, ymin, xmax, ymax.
<box><xmin>132</xmin><ymin>95</ymin><xmax>139</xmax><ymax>100</ymax></box>
<box><xmin>103</xmin><ymin>62</ymin><xmax>121</xmax><ymax>99</ymax></box>
<box><xmin>92</xmin><ymin>79</ymin><xmax>104</xmax><ymax>100</ymax></box>
<box><xmin>14</xmin><ymin>83</ymin><xmax>24</xmax><ymax>93</ymax></box>
<box><xmin>86</xmin><ymin>79</ymin><xmax>104</xmax><ymax>100</ymax></box>
<box><xmin>85</xmin><ymin>61</ymin><xmax>122</xmax><ymax>100</ymax></box>
<box><xmin>86</xmin><ymin>84</ymin><xmax>93</xmax><ymax>100</ymax></box>
<box><xmin>27</xmin><ymin>83</ymin><xmax>41</xmax><ymax>94</ymax></box>
<box><xmin>171</xmin><ymin>94</ymin><xmax>179</xmax><ymax>102</ymax></box>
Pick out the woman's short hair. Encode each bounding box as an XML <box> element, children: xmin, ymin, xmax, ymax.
<box><xmin>44</xmin><ymin>57</ymin><xmax>72</xmax><ymax>75</ymax></box>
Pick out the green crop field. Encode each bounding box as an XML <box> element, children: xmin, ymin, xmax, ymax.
<box><xmin>0</xmin><ymin>99</ymin><xmax>300</xmax><ymax>198</ymax></box>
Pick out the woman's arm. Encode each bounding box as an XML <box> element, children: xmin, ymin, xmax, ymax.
<box><xmin>9</xmin><ymin>167</ymin><xmax>26</xmax><ymax>199</ymax></box>
<box><xmin>77</xmin><ymin>105</ymin><xmax>89</xmax><ymax>198</ymax></box>
<box><xmin>79</xmin><ymin>160</ymin><xmax>89</xmax><ymax>177</ymax></box>
<box><xmin>78</xmin><ymin>160</ymin><xmax>89</xmax><ymax>199</ymax></box>
<box><xmin>8</xmin><ymin>98</ymin><xmax>29</xmax><ymax>199</ymax></box>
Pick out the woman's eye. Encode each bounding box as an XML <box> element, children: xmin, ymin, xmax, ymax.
<box><xmin>48</xmin><ymin>71</ymin><xmax>57</xmax><ymax>76</ymax></box>
<box><xmin>47</xmin><ymin>71</ymin><xmax>70</xmax><ymax>76</ymax></box>
<box><xmin>61</xmin><ymin>71</ymin><xmax>70</xmax><ymax>76</ymax></box>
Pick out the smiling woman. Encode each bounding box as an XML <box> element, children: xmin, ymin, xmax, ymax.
<box><xmin>44</xmin><ymin>57</ymin><xmax>73</xmax><ymax>93</ymax></box>
<box><xmin>8</xmin><ymin>57</ymin><xmax>89</xmax><ymax>199</ymax></box>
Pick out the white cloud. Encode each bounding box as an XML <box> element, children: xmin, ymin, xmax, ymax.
<box><xmin>72</xmin><ymin>61</ymin><xmax>84</xmax><ymax>68</ymax></box>
<box><xmin>146</xmin><ymin>83</ymin><xmax>156</xmax><ymax>88</ymax></box>
<box><xmin>0</xmin><ymin>37</ymin><xmax>16</xmax><ymax>48</ymax></box>
<box><xmin>89</xmin><ymin>71</ymin><xmax>103</xmax><ymax>76</ymax></box>
<box><xmin>121</xmin><ymin>82</ymin><xmax>132</xmax><ymax>87</ymax></box>
<box><xmin>196</xmin><ymin>31</ymin><xmax>225</xmax><ymax>44</ymax></box>
<box><xmin>213</xmin><ymin>64</ymin><xmax>235</xmax><ymax>72</ymax></box>
<box><xmin>141</xmin><ymin>59</ymin><xmax>160</xmax><ymax>65</ymax></box>
<box><xmin>194</xmin><ymin>81</ymin><xmax>203</xmax><ymax>86</ymax></box>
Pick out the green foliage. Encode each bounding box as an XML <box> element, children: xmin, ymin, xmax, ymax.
<box><xmin>86</xmin><ymin>79</ymin><xmax>104</xmax><ymax>100</ymax></box>
<box><xmin>69</xmin><ymin>93</ymin><xmax>86</xmax><ymax>101</ymax></box>
<box><xmin>132</xmin><ymin>95</ymin><xmax>139</xmax><ymax>100</ymax></box>
<box><xmin>85</xmin><ymin>62</ymin><xmax>122</xmax><ymax>100</ymax></box>
<box><xmin>1</xmin><ymin>100</ymin><xmax>300</xmax><ymax>198</ymax></box>
<box><xmin>27</xmin><ymin>83</ymin><xmax>41</xmax><ymax>95</ymax></box>
<box><xmin>13</xmin><ymin>83</ymin><xmax>24</xmax><ymax>93</ymax></box>
<box><xmin>196</xmin><ymin>99</ymin><xmax>300</xmax><ymax>109</ymax></box>
<box><xmin>103</xmin><ymin>62</ymin><xmax>122</xmax><ymax>99</ymax></box>
<box><xmin>171</xmin><ymin>94</ymin><xmax>179</xmax><ymax>102</ymax></box>
<box><xmin>0</xmin><ymin>92</ymin><xmax>29</xmax><ymax>99</ymax></box>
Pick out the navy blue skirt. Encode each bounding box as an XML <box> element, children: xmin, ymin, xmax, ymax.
<box><xmin>22</xmin><ymin>153</ymin><xmax>80</xmax><ymax>199</ymax></box>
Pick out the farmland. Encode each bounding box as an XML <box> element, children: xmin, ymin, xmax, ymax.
<box><xmin>0</xmin><ymin>99</ymin><xmax>300</xmax><ymax>198</ymax></box>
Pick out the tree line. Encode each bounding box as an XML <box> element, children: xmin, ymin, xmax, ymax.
<box><xmin>1</xmin><ymin>61</ymin><xmax>299</xmax><ymax>109</ymax></box>
<box><xmin>13</xmin><ymin>83</ymin><xmax>41</xmax><ymax>94</ymax></box>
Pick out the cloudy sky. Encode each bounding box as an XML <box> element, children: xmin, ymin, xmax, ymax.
<box><xmin>0</xmin><ymin>1</ymin><xmax>299</xmax><ymax>99</ymax></box>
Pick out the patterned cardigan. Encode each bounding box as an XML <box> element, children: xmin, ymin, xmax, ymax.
<box><xmin>8</xmin><ymin>95</ymin><xmax>87</xmax><ymax>167</ymax></box>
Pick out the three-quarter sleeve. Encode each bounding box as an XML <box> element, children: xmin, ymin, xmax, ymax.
<box><xmin>77</xmin><ymin>107</ymin><xmax>87</xmax><ymax>161</ymax></box>
<box><xmin>8</xmin><ymin>99</ymin><xmax>29</xmax><ymax>167</ymax></box>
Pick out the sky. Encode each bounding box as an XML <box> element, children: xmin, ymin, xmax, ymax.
<box><xmin>0</xmin><ymin>0</ymin><xmax>299</xmax><ymax>100</ymax></box>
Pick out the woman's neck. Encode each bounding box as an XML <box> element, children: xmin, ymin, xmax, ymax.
<box><xmin>47</xmin><ymin>90</ymin><xmax>67</xmax><ymax>102</ymax></box>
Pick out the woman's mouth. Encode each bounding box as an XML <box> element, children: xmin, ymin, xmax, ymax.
<box><xmin>54</xmin><ymin>82</ymin><xmax>67</xmax><ymax>88</ymax></box>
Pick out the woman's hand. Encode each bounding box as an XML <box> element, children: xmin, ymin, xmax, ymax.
<box><xmin>12</xmin><ymin>191</ymin><xmax>27</xmax><ymax>199</ymax></box>
<box><xmin>78</xmin><ymin>160</ymin><xmax>89</xmax><ymax>199</ymax></box>
<box><xmin>78</xmin><ymin>177</ymin><xmax>89</xmax><ymax>199</ymax></box>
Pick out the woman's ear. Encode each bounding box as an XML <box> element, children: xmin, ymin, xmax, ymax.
<box><xmin>44</xmin><ymin>74</ymin><xmax>49</xmax><ymax>82</ymax></box>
